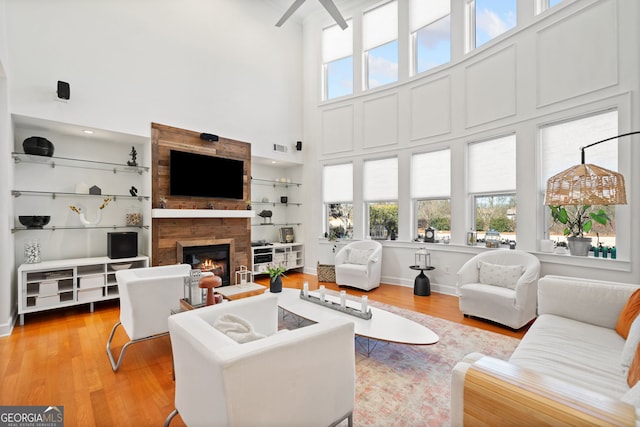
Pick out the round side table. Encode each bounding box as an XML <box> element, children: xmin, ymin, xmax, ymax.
<box><xmin>409</xmin><ymin>265</ymin><xmax>435</xmax><ymax>296</ymax></box>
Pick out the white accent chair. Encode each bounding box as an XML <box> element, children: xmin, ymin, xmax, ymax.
<box><xmin>106</xmin><ymin>264</ymin><xmax>191</xmax><ymax>371</ymax></box>
<box><xmin>334</xmin><ymin>240</ymin><xmax>383</xmax><ymax>291</ymax></box>
<box><xmin>164</xmin><ymin>293</ymin><xmax>355</xmax><ymax>427</ymax></box>
<box><xmin>456</xmin><ymin>249</ymin><xmax>540</xmax><ymax>329</ymax></box>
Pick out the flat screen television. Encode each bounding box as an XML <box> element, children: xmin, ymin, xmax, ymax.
<box><xmin>169</xmin><ymin>150</ymin><xmax>244</xmax><ymax>200</ymax></box>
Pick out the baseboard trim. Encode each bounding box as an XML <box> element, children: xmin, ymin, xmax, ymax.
<box><xmin>0</xmin><ymin>313</ymin><xmax>17</xmax><ymax>337</ymax></box>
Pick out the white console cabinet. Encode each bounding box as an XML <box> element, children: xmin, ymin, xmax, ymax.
<box><xmin>17</xmin><ymin>255</ymin><xmax>149</xmax><ymax>325</ymax></box>
<box><xmin>252</xmin><ymin>243</ymin><xmax>304</xmax><ymax>275</ymax></box>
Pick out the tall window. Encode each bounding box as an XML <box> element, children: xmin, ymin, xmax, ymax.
<box><xmin>469</xmin><ymin>135</ymin><xmax>517</xmax><ymax>244</ymax></box>
<box><xmin>536</xmin><ymin>0</ymin><xmax>563</xmax><ymax>15</ymax></box>
<box><xmin>412</xmin><ymin>149</ymin><xmax>451</xmax><ymax>241</ymax></box>
<box><xmin>467</xmin><ymin>0</ymin><xmax>517</xmax><ymax>51</ymax></box>
<box><xmin>322</xmin><ymin>20</ymin><xmax>353</xmax><ymax>100</ymax></box>
<box><xmin>410</xmin><ymin>0</ymin><xmax>451</xmax><ymax>75</ymax></box>
<box><xmin>363</xmin><ymin>1</ymin><xmax>398</xmax><ymax>90</ymax></box>
<box><xmin>323</xmin><ymin>163</ymin><xmax>354</xmax><ymax>239</ymax></box>
<box><xmin>541</xmin><ymin>110</ymin><xmax>618</xmax><ymax>247</ymax></box>
<box><xmin>364</xmin><ymin>157</ymin><xmax>398</xmax><ymax>239</ymax></box>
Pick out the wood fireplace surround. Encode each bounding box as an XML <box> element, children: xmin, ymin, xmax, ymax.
<box><xmin>151</xmin><ymin>123</ymin><xmax>252</xmax><ymax>280</ymax></box>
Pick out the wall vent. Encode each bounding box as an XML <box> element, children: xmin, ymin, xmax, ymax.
<box><xmin>273</xmin><ymin>143</ymin><xmax>288</xmax><ymax>153</ymax></box>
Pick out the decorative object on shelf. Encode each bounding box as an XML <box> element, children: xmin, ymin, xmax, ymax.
<box><xmin>425</xmin><ymin>227</ymin><xmax>436</xmax><ymax>243</ymax></box>
<box><xmin>129</xmin><ymin>186</ymin><xmax>138</xmax><ymax>197</ymax></box>
<box><xmin>415</xmin><ymin>247</ymin><xmax>431</xmax><ymax>269</ymax></box>
<box><xmin>208</xmin><ymin>202</ymin><xmax>215</xmax><ymax>209</ymax></box>
<box><xmin>125</xmin><ymin>207</ymin><xmax>142</xmax><ymax>226</ymax></box>
<box><xmin>266</xmin><ymin>263</ymin><xmax>286</xmax><ymax>293</ymax></box>
<box><xmin>246</xmin><ymin>203</ymin><xmax>251</xmax><ymax>210</ymax></box>
<box><xmin>199</xmin><ymin>274</ymin><xmax>223</xmax><ymax>306</ymax></box>
<box><xmin>127</xmin><ymin>146</ymin><xmax>138</xmax><ymax>167</ymax></box>
<box><xmin>280</xmin><ymin>196</ymin><xmax>288</xmax><ymax>204</ymax></box>
<box><xmin>544</xmin><ymin>132</ymin><xmax>636</xmax><ymax>256</ymax></box>
<box><xmin>485</xmin><ymin>229</ymin><xmax>501</xmax><ymax>248</ymax></box>
<box><xmin>110</xmin><ymin>262</ymin><xmax>132</xmax><ymax>271</ymax></box>
<box><xmin>183</xmin><ymin>269</ymin><xmax>204</xmax><ymax>307</ymax></box>
<box><xmin>466</xmin><ymin>231</ymin><xmax>477</xmax><ymax>246</ymax></box>
<box><xmin>279</xmin><ymin>227</ymin><xmax>294</xmax><ymax>243</ymax></box>
<box><xmin>299</xmin><ymin>289</ymin><xmax>373</xmax><ymax>320</ymax></box>
<box><xmin>89</xmin><ymin>185</ymin><xmax>102</xmax><ymax>195</ymax></box>
<box><xmin>23</xmin><ymin>136</ymin><xmax>54</xmax><ymax>157</ymax></box>
<box><xmin>159</xmin><ymin>196</ymin><xmax>167</xmax><ymax>209</ymax></box>
<box><xmin>235</xmin><ymin>265</ymin><xmax>253</xmax><ymax>287</ymax></box>
<box><xmin>370</xmin><ymin>224</ymin><xmax>387</xmax><ymax>240</ymax></box>
<box><xmin>261</xmin><ymin>197</ymin><xmax>269</xmax><ymax>203</ymax></box>
<box><xmin>258</xmin><ymin>209</ymin><xmax>272</xmax><ymax>224</ymax></box>
<box><xmin>70</xmin><ymin>197</ymin><xmax>111</xmax><ymax>226</ymax></box>
<box><xmin>18</xmin><ymin>215</ymin><xmax>51</xmax><ymax>229</ymax></box>
<box><xmin>75</xmin><ymin>182</ymin><xmax>90</xmax><ymax>194</ymax></box>
<box><xmin>24</xmin><ymin>239</ymin><xmax>41</xmax><ymax>263</ymax></box>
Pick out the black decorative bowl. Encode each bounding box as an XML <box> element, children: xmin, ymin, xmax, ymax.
<box><xmin>19</xmin><ymin>215</ymin><xmax>51</xmax><ymax>229</ymax></box>
<box><xmin>23</xmin><ymin>136</ymin><xmax>55</xmax><ymax>157</ymax></box>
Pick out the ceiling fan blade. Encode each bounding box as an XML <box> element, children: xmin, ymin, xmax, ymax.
<box><xmin>275</xmin><ymin>0</ymin><xmax>307</xmax><ymax>27</ymax></box>
<box><xmin>318</xmin><ymin>0</ymin><xmax>348</xmax><ymax>29</ymax></box>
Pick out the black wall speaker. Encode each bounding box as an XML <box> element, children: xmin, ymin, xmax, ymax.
<box><xmin>57</xmin><ymin>81</ymin><xmax>70</xmax><ymax>100</ymax></box>
<box><xmin>200</xmin><ymin>133</ymin><xmax>219</xmax><ymax>142</ymax></box>
<box><xmin>296</xmin><ymin>141</ymin><xmax>302</xmax><ymax>151</ymax></box>
<box><xmin>108</xmin><ymin>232</ymin><xmax>138</xmax><ymax>259</ymax></box>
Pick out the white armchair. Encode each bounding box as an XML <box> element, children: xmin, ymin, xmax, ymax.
<box><xmin>106</xmin><ymin>264</ymin><xmax>191</xmax><ymax>371</ymax></box>
<box><xmin>165</xmin><ymin>293</ymin><xmax>355</xmax><ymax>427</ymax></box>
<box><xmin>456</xmin><ymin>250</ymin><xmax>540</xmax><ymax>329</ymax></box>
<box><xmin>335</xmin><ymin>240</ymin><xmax>383</xmax><ymax>291</ymax></box>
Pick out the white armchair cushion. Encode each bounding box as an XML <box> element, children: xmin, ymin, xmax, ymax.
<box><xmin>347</xmin><ymin>248</ymin><xmax>374</xmax><ymax>265</ymax></box>
<box><xmin>478</xmin><ymin>261</ymin><xmax>524</xmax><ymax>289</ymax></box>
<box><xmin>214</xmin><ymin>313</ymin><xmax>266</xmax><ymax>343</ymax></box>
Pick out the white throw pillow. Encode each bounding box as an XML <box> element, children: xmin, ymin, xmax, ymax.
<box><xmin>622</xmin><ymin>315</ymin><xmax>640</xmax><ymax>373</ymax></box>
<box><xmin>347</xmin><ymin>248</ymin><xmax>373</xmax><ymax>265</ymax></box>
<box><xmin>478</xmin><ymin>261</ymin><xmax>524</xmax><ymax>289</ymax></box>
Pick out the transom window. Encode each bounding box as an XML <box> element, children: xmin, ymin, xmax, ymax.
<box><xmin>410</xmin><ymin>0</ymin><xmax>451</xmax><ymax>75</ymax></box>
<box><xmin>322</xmin><ymin>20</ymin><xmax>353</xmax><ymax>100</ymax></box>
<box><xmin>363</xmin><ymin>1</ymin><xmax>398</xmax><ymax>90</ymax></box>
<box><xmin>467</xmin><ymin>0</ymin><xmax>517</xmax><ymax>51</ymax></box>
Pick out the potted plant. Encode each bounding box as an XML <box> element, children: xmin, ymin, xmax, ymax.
<box><xmin>266</xmin><ymin>263</ymin><xmax>287</xmax><ymax>293</ymax></box>
<box><xmin>549</xmin><ymin>205</ymin><xmax>610</xmax><ymax>256</ymax></box>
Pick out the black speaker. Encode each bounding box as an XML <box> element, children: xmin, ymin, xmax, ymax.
<box><xmin>57</xmin><ymin>81</ymin><xmax>70</xmax><ymax>100</ymax></box>
<box><xmin>296</xmin><ymin>141</ymin><xmax>302</xmax><ymax>151</ymax></box>
<box><xmin>108</xmin><ymin>232</ymin><xmax>138</xmax><ymax>259</ymax></box>
<box><xmin>200</xmin><ymin>133</ymin><xmax>219</xmax><ymax>142</ymax></box>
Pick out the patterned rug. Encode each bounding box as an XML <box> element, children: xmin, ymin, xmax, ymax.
<box><xmin>281</xmin><ymin>300</ymin><xmax>520</xmax><ymax>427</ymax></box>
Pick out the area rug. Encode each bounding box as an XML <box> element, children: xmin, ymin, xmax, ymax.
<box><xmin>281</xmin><ymin>300</ymin><xmax>520</xmax><ymax>427</ymax></box>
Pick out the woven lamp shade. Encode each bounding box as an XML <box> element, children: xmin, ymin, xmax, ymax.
<box><xmin>544</xmin><ymin>163</ymin><xmax>627</xmax><ymax>206</ymax></box>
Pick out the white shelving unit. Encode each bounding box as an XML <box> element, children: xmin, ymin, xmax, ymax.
<box><xmin>251</xmin><ymin>243</ymin><xmax>304</xmax><ymax>275</ymax></box>
<box><xmin>17</xmin><ymin>255</ymin><xmax>149</xmax><ymax>325</ymax></box>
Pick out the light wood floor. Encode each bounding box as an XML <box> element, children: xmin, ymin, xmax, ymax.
<box><xmin>0</xmin><ymin>272</ymin><xmax>527</xmax><ymax>426</ymax></box>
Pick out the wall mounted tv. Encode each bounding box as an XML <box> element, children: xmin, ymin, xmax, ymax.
<box><xmin>169</xmin><ymin>150</ymin><xmax>244</xmax><ymax>200</ymax></box>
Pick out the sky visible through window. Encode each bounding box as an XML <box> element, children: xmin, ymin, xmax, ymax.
<box><xmin>415</xmin><ymin>15</ymin><xmax>450</xmax><ymax>74</ymax></box>
<box><xmin>327</xmin><ymin>56</ymin><xmax>353</xmax><ymax>99</ymax></box>
<box><xmin>367</xmin><ymin>40</ymin><xmax>398</xmax><ymax>89</ymax></box>
<box><xmin>475</xmin><ymin>0</ymin><xmax>516</xmax><ymax>48</ymax></box>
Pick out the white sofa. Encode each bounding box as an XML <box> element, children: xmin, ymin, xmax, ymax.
<box><xmin>451</xmin><ymin>275</ymin><xmax>640</xmax><ymax>426</ymax></box>
<box><xmin>335</xmin><ymin>240</ymin><xmax>383</xmax><ymax>291</ymax></box>
<box><xmin>166</xmin><ymin>293</ymin><xmax>356</xmax><ymax>427</ymax></box>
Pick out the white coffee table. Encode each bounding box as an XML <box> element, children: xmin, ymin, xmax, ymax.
<box><xmin>275</xmin><ymin>288</ymin><xmax>439</xmax><ymax>354</ymax></box>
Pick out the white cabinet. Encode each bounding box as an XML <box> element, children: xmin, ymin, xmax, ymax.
<box><xmin>251</xmin><ymin>243</ymin><xmax>304</xmax><ymax>275</ymax></box>
<box><xmin>18</xmin><ymin>256</ymin><xmax>149</xmax><ymax>325</ymax></box>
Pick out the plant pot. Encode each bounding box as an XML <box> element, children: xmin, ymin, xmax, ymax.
<box><xmin>567</xmin><ymin>236</ymin><xmax>592</xmax><ymax>256</ymax></box>
<box><xmin>270</xmin><ymin>275</ymin><xmax>283</xmax><ymax>293</ymax></box>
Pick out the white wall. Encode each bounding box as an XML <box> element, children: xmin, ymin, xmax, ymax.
<box><xmin>1</xmin><ymin>0</ymin><xmax>305</xmax><ymax>333</ymax></box>
<box><xmin>301</xmin><ymin>0</ymin><xmax>640</xmax><ymax>293</ymax></box>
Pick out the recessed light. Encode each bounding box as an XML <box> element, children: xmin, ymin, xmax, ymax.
<box><xmin>82</xmin><ymin>130</ymin><xmax>94</xmax><ymax>134</ymax></box>
<box><xmin>271</xmin><ymin>161</ymin><xmax>277</xmax><ymax>164</ymax></box>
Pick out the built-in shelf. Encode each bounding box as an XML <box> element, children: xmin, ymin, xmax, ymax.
<box><xmin>12</xmin><ymin>152</ymin><xmax>149</xmax><ymax>174</ymax></box>
<box><xmin>253</xmin><ymin>222</ymin><xmax>302</xmax><ymax>226</ymax></box>
<box><xmin>251</xmin><ymin>201</ymin><xmax>302</xmax><ymax>207</ymax></box>
<box><xmin>12</xmin><ymin>190</ymin><xmax>149</xmax><ymax>201</ymax></box>
<box><xmin>251</xmin><ymin>178</ymin><xmax>301</xmax><ymax>187</ymax></box>
<box><xmin>151</xmin><ymin>209</ymin><xmax>255</xmax><ymax>219</ymax></box>
<box><xmin>12</xmin><ymin>225</ymin><xmax>148</xmax><ymax>233</ymax></box>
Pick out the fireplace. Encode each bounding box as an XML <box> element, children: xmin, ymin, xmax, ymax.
<box><xmin>177</xmin><ymin>239</ymin><xmax>235</xmax><ymax>286</ymax></box>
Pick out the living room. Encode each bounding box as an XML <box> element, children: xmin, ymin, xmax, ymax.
<box><xmin>0</xmin><ymin>0</ymin><xmax>639</xmax><ymax>424</ymax></box>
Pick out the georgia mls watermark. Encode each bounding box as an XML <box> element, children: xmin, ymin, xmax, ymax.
<box><xmin>0</xmin><ymin>406</ymin><xmax>63</xmax><ymax>427</ymax></box>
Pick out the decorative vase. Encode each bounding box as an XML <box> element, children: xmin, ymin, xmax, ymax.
<box><xmin>270</xmin><ymin>275</ymin><xmax>283</xmax><ymax>293</ymax></box>
<box><xmin>79</xmin><ymin>209</ymin><xmax>102</xmax><ymax>226</ymax></box>
<box><xmin>567</xmin><ymin>236</ymin><xmax>592</xmax><ymax>256</ymax></box>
